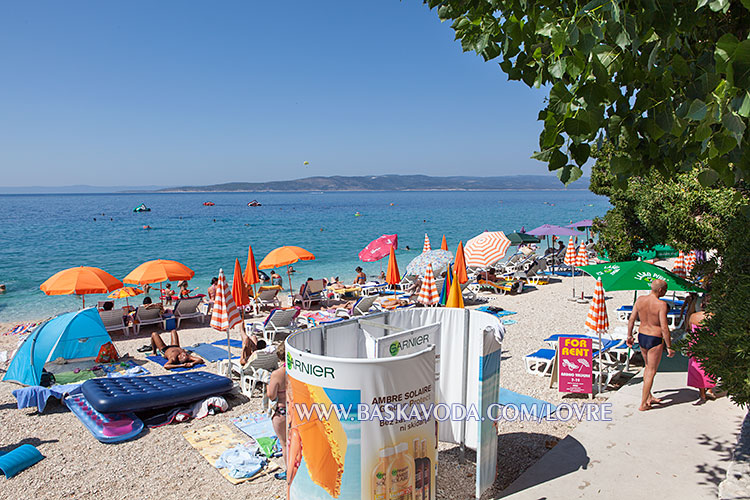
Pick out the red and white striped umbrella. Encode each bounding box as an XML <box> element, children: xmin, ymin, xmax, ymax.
<box><xmin>672</xmin><ymin>251</ymin><xmax>687</xmax><ymax>278</ymax></box>
<box><xmin>464</xmin><ymin>231</ymin><xmax>512</xmax><ymax>268</ymax></box>
<box><xmin>585</xmin><ymin>278</ymin><xmax>609</xmax><ymax>334</ymax></box>
<box><xmin>417</xmin><ymin>263</ymin><xmax>440</xmax><ymax>306</ymax></box>
<box><xmin>422</xmin><ymin>233</ymin><xmax>432</xmax><ymax>253</ymax></box>
<box><xmin>585</xmin><ymin>277</ymin><xmax>609</xmax><ymax>393</ymax></box>
<box><xmin>685</xmin><ymin>250</ymin><xmax>697</xmax><ymax>274</ymax></box>
<box><xmin>576</xmin><ymin>242</ymin><xmax>589</xmax><ymax>267</ymax></box>
<box><xmin>211</xmin><ymin>268</ymin><xmax>241</xmax><ymax>331</ymax></box>
<box><xmin>564</xmin><ymin>237</ymin><xmax>577</xmax><ymax>267</ymax></box>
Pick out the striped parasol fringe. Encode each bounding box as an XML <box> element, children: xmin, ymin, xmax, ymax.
<box><xmin>210</xmin><ymin>268</ymin><xmax>242</xmax><ymax>331</ymax></box>
<box><xmin>422</xmin><ymin>233</ymin><xmax>431</xmax><ymax>253</ymax></box>
<box><xmin>575</xmin><ymin>242</ymin><xmax>589</xmax><ymax>267</ymax></box>
<box><xmin>564</xmin><ymin>237</ymin><xmax>577</xmax><ymax>267</ymax></box>
<box><xmin>585</xmin><ymin>278</ymin><xmax>609</xmax><ymax>334</ymax></box>
<box><xmin>464</xmin><ymin>231</ymin><xmax>512</xmax><ymax>268</ymax></box>
<box><xmin>672</xmin><ymin>251</ymin><xmax>687</xmax><ymax>278</ymax></box>
<box><xmin>685</xmin><ymin>250</ymin><xmax>697</xmax><ymax>274</ymax></box>
<box><xmin>417</xmin><ymin>264</ymin><xmax>440</xmax><ymax>306</ymax></box>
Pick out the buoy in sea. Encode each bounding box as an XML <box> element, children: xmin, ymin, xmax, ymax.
<box><xmin>389</xmin><ymin>203</ymin><xmax>394</xmax><ymax>206</ymax></box>
<box><xmin>303</xmin><ymin>161</ymin><xmax>309</xmax><ymax>165</ymax></box>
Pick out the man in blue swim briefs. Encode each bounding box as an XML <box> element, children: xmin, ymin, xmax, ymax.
<box><xmin>150</xmin><ymin>330</ymin><xmax>204</xmax><ymax>370</ymax></box>
<box><xmin>626</xmin><ymin>279</ymin><xmax>676</xmax><ymax>411</ymax></box>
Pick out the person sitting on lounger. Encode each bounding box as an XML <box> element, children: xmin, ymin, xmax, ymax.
<box><xmin>354</xmin><ymin>267</ymin><xmax>367</xmax><ymax>285</ymax></box>
<box><xmin>405</xmin><ymin>276</ymin><xmax>422</xmax><ymax>296</ymax></box>
<box><xmin>239</xmin><ymin>331</ymin><xmax>267</xmax><ymax>365</ymax></box>
<box><xmin>271</xmin><ymin>271</ymin><xmax>283</xmax><ymax>287</ymax></box>
<box><xmin>150</xmin><ymin>330</ymin><xmax>204</xmax><ymax>370</ymax></box>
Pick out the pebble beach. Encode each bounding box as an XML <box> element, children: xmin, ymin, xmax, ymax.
<box><xmin>0</xmin><ymin>272</ymin><xmax>641</xmax><ymax>500</ymax></box>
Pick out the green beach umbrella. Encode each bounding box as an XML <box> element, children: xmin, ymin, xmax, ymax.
<box><xmin>578</xmin><ymin>261</ymin><xmax>704</xmax><ymax>293</ymax></box>
<box><xmin>506</xmin><ymin>232</ymin><xmax>541</xmax><ymax>245</ymax></box>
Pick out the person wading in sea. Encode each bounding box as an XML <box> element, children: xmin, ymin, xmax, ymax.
<box><xmin>626</xmin><ymin>279</ymin><xmax>675</xmax><ymax>411</ymax></box>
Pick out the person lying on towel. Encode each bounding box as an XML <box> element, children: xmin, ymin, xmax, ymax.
<box><xmin>150</xmin><ymin>330</ymin><xmax>204</xmax><ymax>369</ymax></box>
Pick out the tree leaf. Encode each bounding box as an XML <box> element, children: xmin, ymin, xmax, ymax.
<box><xmin>610</xmin><ymin>156</ymin><xmax>632</xmax><ymax>174</ymax></box>
<box><xmin>564</xmin><ymin>117</ymin><xmax>592</xmax><ymax>136</ymax></box>
<box><xmin>697</xmin><ymin>169</ymin><xmax>719</xmax><ymax>186</ymax></box>
<box><xmin>738</xmin><ymin>91</ymin><xmax>750</xmax><ymax>118</ymax></box>
<box><xmin>551</xmin><ymin>29</ymin><xmax>567</xmax><ymax>57</ymax></box>
<box><xmin>722</xmin><ymin>112</ymin><xmax>746</xmax><ymax>145</ymax></box>
<box><xmin>570</xmin><ymin>142</ymin><xmax>591</xmax><ymax>166</ymax></box>
<box><xmin>686</xmin><ymin>99</ymin><xmax>708</xmax><ymax>121</ymax></box>
<box><xmin>556</xmin><ymin>164</ymin><xmax>583</xmax><ymax>185</ymax></box>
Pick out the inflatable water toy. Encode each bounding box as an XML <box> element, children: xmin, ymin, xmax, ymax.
<box><xmin>142</xmin><ymin>225</ymin><xmax>151</xmax><ymax>230</ymax></box>
<box><xmin>303</xmin><ymin>161</ymin><xmax>309</xmax><ymax>165</ymax></box>
<box><xmin>354</xmin><ymin>212</ymin><xmax>361</xmax><ymax>217</ymax></box>
<box><xmin>247</xmin><ymin>200</ymin><xmax>262</xmax><ymax>207</ymax></box>
<box><xmin>133</xmin><ymin>203</ymin><xmax>151</xmax><ymax>212</ymax></box>
<box><xmin>203</xmin><ymin>201</ymin><xmax>215</xmax><ymax>206</ymax></box>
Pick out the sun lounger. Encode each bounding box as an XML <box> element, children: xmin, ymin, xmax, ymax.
<box><xmin>173</xmin><ymin>297</ymin><xmax>206</xmax><ymax>328</ymax></box>
<box><xmin>133</xmin><ymin>307</ymin><xmax>166</xmax><ymax>334</ymax></box>
<box><xmin>245</xmin><ymin>308</ymin><xmax>299</xmax><ymax>343</ymax></box>
<box><xmin>218</xmin><ymin>349</ymin><xmax>278</xmax><ymax>406</ymax></box>
<box><xmin>524</xmin><ymin>348</ymin><xmax>556</xmax><ymax>376</ymax></box>
<box><xmin>298</xmin><ymin>279</ymin><xmax>327</xmax><ymax>309</ymax></box>
<box><xmin>99</xmin><ymin>310</ymin><xmax>130</xmax><ymax>336</ymax></box>
<box><xmin>395</xmin><ymin>275</ymin><xmax>418</xmax><ymax>291</ymax></box>
<box><xmin>360</xmin><ymin>282</ymin><xmax>387</xmax><ymax>295</ymax></box>
<box><xmin>615</xmin><ymin>305</ymin><xmax>684</xmax><ymax>329</ymax></box>
<box><xmin>477</xmin><ymin>279</ymin><xmax>524</xmax><ymax>295</ymax></box>
<box><xmin>250</xmin><ymin>285</ymin><xmax>282</xmax><ymax>313</ymax></box>
<box><xmin>335</xmin><ymin>295</ymin><xmax>378</xmax><ymax>318</ymax></box>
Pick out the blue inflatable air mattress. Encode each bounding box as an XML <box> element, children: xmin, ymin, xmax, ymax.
<box><xmin>81</xmin><ymin>371</ymin><xmax>233</xmax><ymax>414</ymax></box>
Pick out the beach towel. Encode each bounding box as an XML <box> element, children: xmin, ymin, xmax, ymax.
<box><xmin>183</xmin><ymin>424</ymin><xmax>257</xmax><ymax>484</ymax></box>
<box><xmin>53</xmin><ymin>370</ymin><xmax>97</xmax><ymax>385</ymax></box>
<box><xmin>497</xmin><ymin>387</ymin><xmax>556</xmax><ymax>418</ymax></box>
<box><xmin>13</xmin><ymin>383</ymin><xmax>83</xmax><ymax>413</ymax></box>
<box><xmin>211</xmin><ymin>339</ymin><xmax>243</xmax><ymax>349</ymax></box>
<box><xmin>2</xmin><ymin>322</ymin><xmax>37</xmax><ymax>336</ymax></box>
<box><xmin>146</xmin><ymin>355</ymin><xmax>206</xmax><ymax>372</ymax></box>
<box><xmin>477</xmin><ymin>306</ymin><xmax>518</xmax><ymax>318</ymax></box>
<box><xmin>215</xmin><ymin>444</ymin><xmax>265</xmax><ymax>479</ymax></box>
<box><xmin>187</xmin><ymin>343</ymin><xmax>238</xmax><ymax>363</ymax></box>
<box><xmin>232</xmin><ymin>412</ymin><xmax>281</xmax><ymax>458</ymax></box>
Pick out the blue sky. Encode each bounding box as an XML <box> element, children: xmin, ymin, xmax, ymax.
<box><xmin>0</xmin><ymin>1</ymin><xmax>550</xmax><ymax>187</ymax></box>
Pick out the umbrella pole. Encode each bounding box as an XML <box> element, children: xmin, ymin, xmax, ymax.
<box><xmin>598</xmin><ymin>331</ymin><xmax>603</xmax><ymax>394</ymax></box>
<box><xmin>82</xmin><ymin>295</ymin><xmax>85</xmax><ymax>309</ymax></box>
<box><xmin>287</xmin><ymin>266</ymin><xmax>294</xmax><ymax>304</ymax></box>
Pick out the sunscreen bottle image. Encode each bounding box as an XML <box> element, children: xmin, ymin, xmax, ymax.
<box><xmin>373</xmin><ymin>447</ymin><xmax>394</xmax><ymax>500</ymax></box>
<box><xmin>413</xmin><ymin>438</ymin><xmax>423</xmax><ymax>500</ymax></box>
<box><xmin>388</xmin><ymin>442</ymin><xmax>413</xmax><ymax>500</ymax></box>
<box><xmin>421</xmin><ymin>439</ymin><xmax>431</xmax><ymax>500</ymax></box>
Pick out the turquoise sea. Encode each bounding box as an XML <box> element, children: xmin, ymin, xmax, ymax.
<box><xmin>0</xmin><ymin>190</ymin><xmax>609</xmax><ymax>322</ymax></box>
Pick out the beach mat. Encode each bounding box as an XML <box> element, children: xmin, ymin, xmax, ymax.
<box><xmin>497</xmin><ymin>388</ymin><xmax>556</xmax><ymax>418</ymax></box>
<box><xmin>232</xmin><ymin>413</ymin><xmax>280</xmax><ymax>458</ymax></box>
<box><xmin>477</xmin><ymin>306</ymin><xmax>517</xmax><ymax>318</ymax></box>
<box><xmin>183</xmin><ymin>424</ymin><xmax>254</xmax><ymax>484</ymax></box>
<box><xmin>188</xmin><ymin>343</ymin><xmax>238</xmax><ymax>363</ymax></box>
<box><xmin>211</xmin><ymin>339</ymin><xmax>243</xmax><ymax>349</ymax></box>
<box><xmin>146</xmin><ymin>355</ymin><xmax>205</xmax><ymax>372</ymax></box>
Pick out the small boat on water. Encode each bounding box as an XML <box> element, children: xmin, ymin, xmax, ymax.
<box><xmin>133</xmin><ymin>203</ymin><xmax>151</xmax><ymax>212</ymax></box>
<box><xmin>203</xmin><ymin>201</ymin><xmax>215</xmax><ymax>206</ymax></box>
<box><xmin>247</xmin><ymin>200</ymin><xmax>262</xmax><ymax>207</ymax></box>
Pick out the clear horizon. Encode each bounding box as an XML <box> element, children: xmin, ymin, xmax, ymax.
<box><xmin>0</xmin><ymin>1</ymin><xmax>570</xmax><ymax>187</ymax></box>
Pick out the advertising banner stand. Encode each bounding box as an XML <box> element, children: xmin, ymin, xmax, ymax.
<box><xmin>285</xmin><ymin>308</ymin><xmax>504</xmax><ymax>500</ymax></box>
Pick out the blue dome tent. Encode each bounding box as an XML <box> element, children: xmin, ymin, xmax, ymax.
<box><xmin>4</xmin><ymin>308</ymin><xmax>112</xmax><ymax>386</ymax></box>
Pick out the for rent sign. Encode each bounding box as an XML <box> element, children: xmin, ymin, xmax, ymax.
<box><xmin>558</xmin><ymin>337</ymin><xmax>593</xmax><ymax>394</ymax></box>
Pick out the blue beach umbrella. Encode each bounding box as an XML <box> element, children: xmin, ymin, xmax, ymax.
<box><xmin>439</xmin><ymin>265</ymin><xmax>454</xmax><ymax>306</ymax></box>
<box><xmin>406</xmin><ymin>249</ymin><xmax>453</xmax><ymax>277</ymax></box>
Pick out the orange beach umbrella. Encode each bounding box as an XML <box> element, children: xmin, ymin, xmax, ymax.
<box><xmin>123</xmin><ymin>259</ymin><xmax>195</xmax><ymax>285</ymax></box>
<box><xmin>259</xmin><ymin>246</ymin><xmax>315</xmax><ymax>293</ymax></box>
<box><xmin>445</xmin><ymin>266</ymin><xmax>465</xmax><ymax>309</ymax></box>
<box><xmin>417</xmin><ymin>263</ymin><xmax>440</xmax><ymax>306</ymax></box>
<box><xmin>40</xmin><ymin>266</ymin><xmax>123</xmax><ymax>308</ymax></box>
<box><xmin>422</xmin><ymin>234</ymin><xmax>431</xmax><ymax>253</ymax></box>
<box><xmin>585</xmin><ymin>277</ymin><xmax>609</xmax><ymax>393</ymax></box>
<box><xmin>232</xmin><ymin>258</ymin><xmax>250</xmax><ymax>308</ymax></box>
<box><xmin>108</xmin><ymin>286</ymin><xmax>144</xmax><ymax>307</ymax></box>
<box><xmin>453</xmin><ymin>241</ymin><xmax>468</xmax><ymax>284</ymax></box>
<box><xmin>244</xmin><ymin>244</ymin><xmax>261</xmax><ymax>286</ymax></box>
<box><xmin>386</xmin><ymin>246</ymin><xmax>401</xmax><ymax>285</ymax></box>
<box><xmin>440</xmin><ymin>235</ymin><xmax>448</xmax><ymax>251</ymax></box>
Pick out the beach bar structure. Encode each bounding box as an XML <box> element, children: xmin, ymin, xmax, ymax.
<box><xmin>285</xmin><ymin>308</ymin><xmax>504</xmax><ymax>499</ymax></box>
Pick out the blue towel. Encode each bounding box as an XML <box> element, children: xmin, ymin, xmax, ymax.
<box><xmin>211</xmin><ymin>339</ymin><xmax>243</xmax><ymax>348</ymax></box>
<box><xmin>145</xmin><ymin>355</ymin><xmax>205</xmax><ymax>372</ymax></box>
<box><xmin>497</xmin><ymin>387</ymin><xmax>556</xmax><ymax>418</ymax></box>
<box><xmin>12</xmin><ymin>384</ymin><xmax>82</xmax><ymax>413</ymax></box>
<box><xmin>477</xmin><ymin>306</ymin><xmax>518</xmax><ymax>318</ymax></box>
<box><xmin>232</xmin><ymin>412</ymin><xmax>277</xmax><ymax>440</ymax></box>
<box><xmin>187</xmin><ymin>343</ymin><xmax>238</xmax><ymax>362</ymax></box>
<box><xmin>215</xmin><ymin>444</ymin><xmax>265</xmax><ymax>479</ymax></box>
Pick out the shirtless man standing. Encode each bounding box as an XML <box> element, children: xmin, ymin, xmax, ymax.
<box><xmin>626</xmin><ymin>279</ymin><xmax>676</xmax><ymax>411</ymax></box>
<box><xmin>267</xmin><ymin>344</ymin><xmax>289</xmax><ymax>480</ymax></box>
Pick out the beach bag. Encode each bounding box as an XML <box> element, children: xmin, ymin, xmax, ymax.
<box><xmin>40</xmin><ymin>369</ymin><xmax>56</xmax><ymax>388</ymax></box>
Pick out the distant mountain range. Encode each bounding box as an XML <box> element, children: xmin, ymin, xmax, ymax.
<box><xmin>159</xmin><ymin>175</ymin><xmax>588</xmax><ymax>192</ymax></box>
<box><xmin>0</xmin><ymin>184</ymin><xmax>166</xmax><ymax>194</ymax></box>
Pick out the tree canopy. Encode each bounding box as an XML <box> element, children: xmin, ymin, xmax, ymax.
<box><xmin>425</xmin><ymin>0</ymin><xmax>750</xmax><ymax>186</ymax></box>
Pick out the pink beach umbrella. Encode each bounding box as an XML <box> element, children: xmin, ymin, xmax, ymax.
<box><xmin>672</xmin><ymin>251</ymin><xmax>687</xmax><ymax>278</ymax></box>
<box><xmin>417</xmin><ymin>263</ymin><xmax>440</xmax><ymax>306</ymax></box>
<box><xmin>585</xmin><ymin>278</ymin><xmax>609</xmax><ymax>393</ymax></box>
<box><xmin>422</xmin><ymin>234</ymin><xmax>432</xmax><ymax>253</ymax></box>
<box><xmin>211</xmin><ymin>268</ymin><xmax>242</xmax><ymax>375</ymax></box>
<box><xmin>358</xmin><ymin>234</ymin><xmax>398</xmax><ymax>262</ymax></box>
